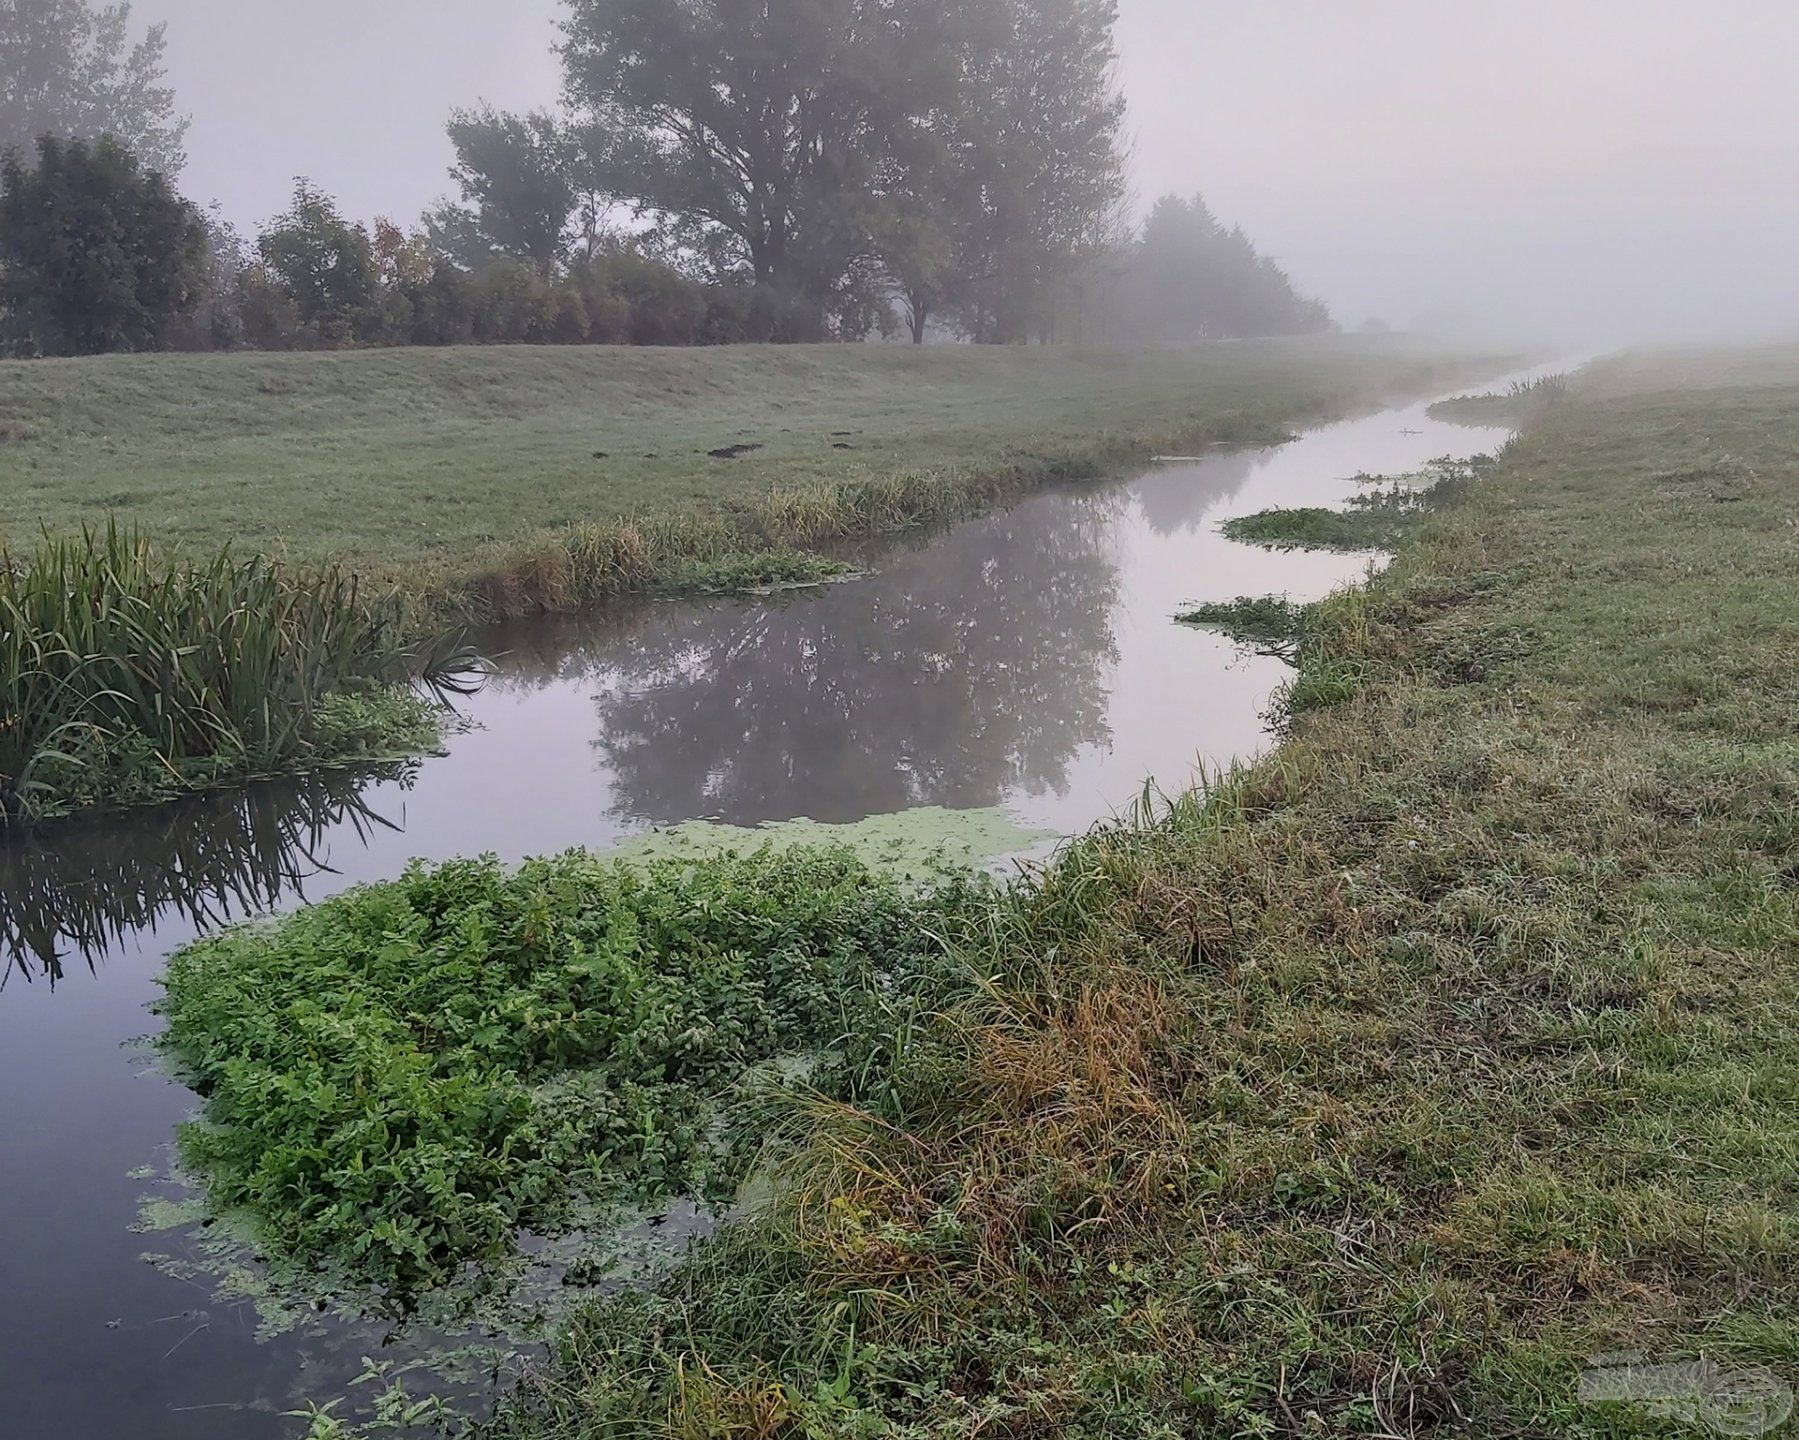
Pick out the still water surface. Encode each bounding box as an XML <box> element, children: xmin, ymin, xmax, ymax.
<box><xmin>0</xmin><ymin>376</ymin><xmax>1532</xmax><ymax>1437</ymax></box>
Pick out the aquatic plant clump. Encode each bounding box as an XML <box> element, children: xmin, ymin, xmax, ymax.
<box><xmin>156</xmin><ymin>844</ymin><xmax>988</xmax><ymax>1300</ymax></box>
<box><xmin>1219</xmin><ymin>457</ymin><xmax>1484</xmax><ymax>552</ymax></box>
<box><xmin>0</xmin><ymin>522</ymin><xmax>455</xmax><ymax>823</ymax></box>
<box><xmin>1176</xmin><ymin>593</ymin><xmax>1309</xmax><ymax>654</ymax></box>
<box><xmin>1427</xmin><ymin>371</ymin><xmax>1568</xmax><ymax>426</ymax></box>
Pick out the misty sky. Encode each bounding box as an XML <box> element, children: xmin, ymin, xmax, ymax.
<box><xmin>146</xmin><ymin>0</ymin><xmax>1799</xmax><ymax>344</ymax></box>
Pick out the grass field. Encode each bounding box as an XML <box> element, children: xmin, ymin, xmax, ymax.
<box><xmin>0</xmin><ymin>338</ymin><xmax>1495</xmax><ymax>611</ymax></box>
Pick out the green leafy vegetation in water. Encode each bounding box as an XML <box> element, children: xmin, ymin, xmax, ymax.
<box><xmin>156</xmin><ymin>844</ymin><xmax>990</xmax><ymax>1302</ymax></box>
<box><xmin>1427</xmin><ymin>370</ymin><xmax>1568</xmax><ymax>426</ymax></box>
<box><xmin>1175</xmin><ymin>593</ymin><xmax>1308</xmax><ymax>655</ymax></box>
<box><xmin>1219</xmin><ymin>456</ymin><xmax>1483</xmax><ymax>552</ymax></box>
<box><xmin>463</xmin><ymin>349</ymin><xmax>1799</xmax><ymax>1439</ymax></box>
<box><xmin>0</xmin><ymin>523</ymin><xmax>463</xmax><ymax>824</ymax></box>
<box><xmin>667</xmin><ymin>548</ymin><xmax>854</xmax><ymax>594</ymax></box>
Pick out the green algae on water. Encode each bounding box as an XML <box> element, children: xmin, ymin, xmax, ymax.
<box><xmin>605</xmin><ymin>805</ymin><xmax>1051</xmax><ymax>883</ymax></box>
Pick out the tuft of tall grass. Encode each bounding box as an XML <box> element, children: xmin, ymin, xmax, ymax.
<box><xmin>0</xmin><ymin>522</ymin><xmax>464</xmax><ymax>822</ymax></box>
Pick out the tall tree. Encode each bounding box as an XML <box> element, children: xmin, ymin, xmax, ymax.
<box><xmin>0</xmin><ymin>0</ymin><xmax>188</xmax><ymax>175</ymax></box>
<box><xmin>424</xmin><ymin>106</ymin><xmax>579</xmax><ymax>272</ymax></box>
<box><xmin>256</xmin><ymin>180</ymin><xmax>382</xmax><ymax>346</ymax></box>
<box><xmin>941</xmin><ymin>0</ymin><xmax>1129</xmax><ymax>344</ymax></box>
<box><xmin>0</xmin><ymin>132</ymin><xmax>206</xmax><ymax>354</ymax></box>
<box><xmin>559</xmin><ymin>0</ymin><xmax>956</xmax><ymax>329</ymax></box>
<box><xmin>1110</xmin><ymin>193</ymin><xmax>1332</xmax><ymax>341</ymax></box>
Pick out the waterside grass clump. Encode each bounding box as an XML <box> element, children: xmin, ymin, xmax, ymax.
<box><xmin>1217</xmin><ymin>456</ymin><xmax>1484</xmax><ymax>553</ymax></box>
<box><xmin>468</xmin><ymin>352</ymin><xmax>1799</xmax><ymax>1438</ymax></box>
<box><xmin>1427</xmin><ymin>371</ymin><xmax>1569</xmax><ymax>427</ymax></box>
<box><xmin>156</xmin><ymin>844</ymin><xmax>991</xmax><ymax>1303</ymax></box>
<box><xmin>0</xmin><ymin>523</ymin><xmax>453</xmax><ymax>823</ymax></box>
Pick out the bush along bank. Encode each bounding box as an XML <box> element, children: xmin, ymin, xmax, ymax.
<box><xmin>0</xmin><ymin>523</ymin><xmax>468</xmax><ymax>824</ymax></box>
<box><xmin>454</xmin><ymin>365</ymin><xmax>1798</xmax><ymax>1437</ymax></box>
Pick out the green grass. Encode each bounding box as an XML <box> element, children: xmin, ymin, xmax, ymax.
<box><xmin>451</xmin><ymin>346</ymin><xmax>1798</xmax><ymax>1438</ymax></box>
<box><xmin>0</xmin><ymin>338</ymin><xmax>1502</xmax><ymax>619</ymax></box>
<box><xmin>0</xmin><ymin>523</ymin><xmax>454</xmax><ymax>823</ymax></box>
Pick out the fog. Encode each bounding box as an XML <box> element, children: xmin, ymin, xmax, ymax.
<box><xmin>150</xmin><ymin>0</ymin><xmax>1799</xmax><ymax>347</ymax></box>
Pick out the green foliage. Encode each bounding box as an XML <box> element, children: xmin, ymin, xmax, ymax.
<box><xmin>426</xmin><ymin>106</ymin><xmax>578</xmax><ymax>271</ymax></box>
<box><xmin>254</xmin><ymin>180</ymin><xmax>384</xmax><ymax>347</ymax></box>
<box><xmin>1107</xmin><ymin>192</ymin><xmax>1333</xmax><ymax>341</ymax></box>
<box><xmin>1176</xmin><ymin>592</ymin><xmax>1308</xmax><ymax>654</ymax></box>
<box><xmin>1220</xmin><ymin>459</ymin><xmax>1482</xmax><ymax>552</ymax></box>
<box><xmin>0</xmin><ymin>521</ymin><xmax>447</xmax><ymax>821</ymax></box>
<box><xmin>156</xmin><ymin>844</ymin><xmax>986</xmax><ymax>1299</ymax></box>
<box><xmin>0</xmin><ymin>132</ymin><xmax>207</xmax><ymax>355</ymax></box>
<box><xmin>671</xmin><ymin>548</ymin><xmax>853</xmax><ymax>593</ymax></box>
<box><xmin>561</xmin><ymin>0</ymin><xmax>959</xmax><ymax>331</ymax></box>
<box><xmin>0</xmin><ymin>0</ymin><xmax>189</xmax><ymax>174</ymax></box>
<box><xmin>928</xmin><ymin>0</ymin><xmax>1131</xmax><ymax>344</ymax></box>
<box><xmin>559</xmin><ymin>0</ymin><xmax>1129</xmax><ymax>340</ymax></box>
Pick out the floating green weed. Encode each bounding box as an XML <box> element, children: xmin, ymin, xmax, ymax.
<box><xmin>1219</xmin><ymin>458</ymin><xmax>1484</xmax><ymax>552</ymax></box>
<box><xmin>609</xmin><ymin>806</ymin><xmax>1050</xmax><ymax>883</ymax></box>
<box><xmin>1176</xmin><ymin>594</ymin><xmax>1308</xmax><ymax>655</ymax></box>
<box><xmin>668</xmin><ymin>548</ymin><xmax>854</xmax><ymax>594</ymax></box>
<box><xmin>156</xmin><ymin>844</ymin><xmax>989</xmax><ymax>1302</ymax></box>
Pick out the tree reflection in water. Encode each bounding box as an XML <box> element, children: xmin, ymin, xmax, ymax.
<box><xmin>581</xmin><ymin>489</ymin><xmax>1127</xmax><ymax>826</ymax></box>
<box><xmin>0</xmin><ymin>763</ymin><xmax>415</xmax><ymax>986</ymax></box>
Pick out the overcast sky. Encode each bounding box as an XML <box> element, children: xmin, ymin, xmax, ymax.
<box><xmin>148</xmin><ymin>0</ymin><xmax>1799</xmax><ymax>345</ymax></box>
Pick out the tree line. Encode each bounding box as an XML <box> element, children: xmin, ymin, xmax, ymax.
<box><xmin>0</xmin><ymin>0</ymin><xmax>1332</xmax><ymax>358</ymax></box>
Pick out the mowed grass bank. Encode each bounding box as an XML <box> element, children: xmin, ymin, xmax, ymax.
<box><xmin>1</xmin><ymin>337</ymin><xmax>1496</xmax><ymax>617</ymax></box>
<box><xmin>459</xmin><ymin>347</ymin><xmax>1794</xmax><ymax>1436</ymax></box>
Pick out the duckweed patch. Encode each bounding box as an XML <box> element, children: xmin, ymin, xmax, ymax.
<box><xmin>607</xmin><ymin>806</ymin><xmax>1051</xmax><ymax>882</ymax></box>
<box><xmin>156</xmin><ymin>845</ymin><xmax>990</xmax><ymax>1303</ymax></box>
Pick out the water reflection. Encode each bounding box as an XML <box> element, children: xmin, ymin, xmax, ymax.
<box><xmin>588</xmin><ymin>491</ymin><xmax>1126</xmax><ymax>825</ymax></box>
<box><xmin>0</xmin><ymin>762</ymin><xmax>415</xmax><ymax>987</ymax></box>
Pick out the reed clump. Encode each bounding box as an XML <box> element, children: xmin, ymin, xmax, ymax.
<box><xmin>0</xmin><ymin>522</ymin><xmax>450</xmax><ymax>822</ymax></box>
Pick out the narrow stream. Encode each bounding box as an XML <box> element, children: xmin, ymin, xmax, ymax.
<box><xmin>0</xmin><ymin>372</ymin><xmax>1542</xmax><ymax>1437</ymax></box>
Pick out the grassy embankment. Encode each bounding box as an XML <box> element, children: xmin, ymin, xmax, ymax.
<box><xmin>159</xmin><ymin>345</ymin><xmax>1799</xmax><ymax>1436</ymax></box>
<box><xmin>0</xmin><ymin>337</ymin><xmax>1495</xmax><ymax>621</ymax></box>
